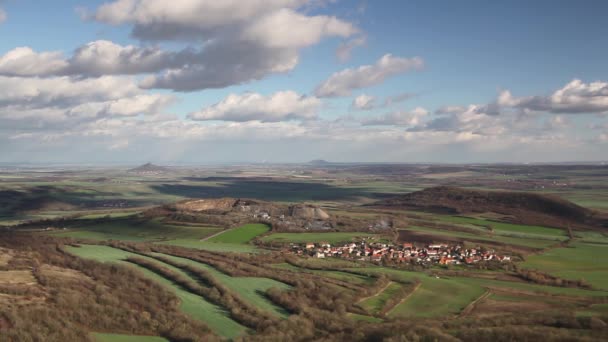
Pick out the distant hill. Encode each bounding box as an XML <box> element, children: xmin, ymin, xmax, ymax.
<box><xmin>372</xmin><ymin>186</ymin><xmax>595</xmax><ymax>228</ymax></box>
<box><xmin>308</xmin><ymin>159</ymin><xmax>331</xmax><ymax>165</ymax></box>
<box><xmin>129</xmin><ymin>163</ymin><xmax>169</xmax><ymax>173</ymax></box>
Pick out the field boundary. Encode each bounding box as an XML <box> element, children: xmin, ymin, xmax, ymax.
<box><xmin>386</xmin><ymin>281</ymin><xmax>421</xmax><ymax>316</ymax></box>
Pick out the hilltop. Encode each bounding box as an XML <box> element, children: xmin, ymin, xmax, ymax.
<box><xmin>372</xmin><ymin>186</ymin><xmax>595</xmax><ymax>228</ymax></box>
<box><xmin>129</xmin><ymin>163</ymin><xmax>170</xmax><ymax>173</ymax></box>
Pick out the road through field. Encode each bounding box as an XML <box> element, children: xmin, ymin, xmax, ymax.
<box><xmin>200</xmin><ymin>228</ymin><xmax>232</xmax><ymax>241</ymax></box>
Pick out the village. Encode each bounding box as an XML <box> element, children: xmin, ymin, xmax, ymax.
<box><xmin>287</xmin><ymin>239</ymin><xmax>512</xmax><ymax>266</ymax></box>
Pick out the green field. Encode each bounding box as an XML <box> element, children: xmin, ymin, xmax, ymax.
<box><xmin>359</xmin><ymin>282</ymin><xmax>403</xmax><ymax>315</ymax></box>
<box><xmin>521</xmin><ymin>242</ymin><xmax>608</xmax><ymax>290</ymax></box>
<box><xmin>261</xmin><ymin>232</ymin><xmax>380</xmax><ymax>244</ymax></box>
<box><xmin>153</xmin><ymin>253</ymin><xmax>291</xmax><ymax>317</ymax></box>
<box><xmin>347</xmin><ymin>313</ymin><xmax>383</xmax><ymax>323</ymax></box>
<box><xmin>403</xmin><ymin>226</ymin><xmax>559</xmax><ymax>249</ymax></box>
<box><xmin>436</xmin><ymin>215</ymin><xmax>567</xmax><ymax>237</ymax></box>
<box><xmin>65</xmin><ymin>245</ymin><xmax>246</xmax><ymax>339</ymax></box>
<box><xmin>346</xmin><ymin>266</ymin><xmax>608</xmax><ymax>318</ymax></box>
<box><xmin>93</xmin><ymin>333</ymin><xmax>168</xmax><ymax>342</ymax></box>
<box><xmin>207</xmin><ymin>223</ymin><xmax>270</xmax><ymax>244</ymax></box>
<box><xmin>158</xmin><ymin>239</ymin><xmax>262</xmax><ymax>253</ymax></box>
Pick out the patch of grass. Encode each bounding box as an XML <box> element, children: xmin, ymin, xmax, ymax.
<box><xmin>92</xmin><ymin>333</ymin><xmax>168</xmax><ymax>342</ymax></box>
<box><xmin>207</xmin><ymin>224</ymin><xmax>269</xmax><ymax>244</ymax></box>
<box><xmin>65</xmin><ymin>245</ymin><xmax>246</xmax><ymax>339</ymax></box>
<box><xmin>347</xmin><ymin>267</ymin><xmax>485</xmax><ymax>318</ymax></box>
<box><xmin>359</xmin><ymin>282</ymin><xmax>403</xmax><ymax>315</ymax></box>
<box><xmin>261</xmin><ymin>232</ymin><xmax>379</xmax><ymax>244</ymax></box>
<box><xmin>521</xmin><ymin>242</ymin><xmax>608</xmax><ymax>290</ymax></box>
<box><xmin>452</xmin><ymin>276</ymin><xmax>608</xmax><ymax>298</ymax></box>
<box><xmin>153</xmin><ymin>253</ymin><xmax>290</xmax><ymax>317</ymax></box>
<box><xmin>436</xmin><ymin>215</ymin><xmax>567</xmax><ymax>237</ymax></box>
<box><xmin>347</xmin><ymin>313</ymin><xmax>383</xmax><ymax>323</ymax></box>
<box><xmin>158</xmin><ymin>240</ymin><xmax>262</xmax><ymax>253</ymax></box>
<box><xmin>403</xmin><ymin>226</ymin><xmax>558</xmax><ymax>248</ymax></box>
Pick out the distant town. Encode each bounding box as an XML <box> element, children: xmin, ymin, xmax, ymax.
<box><xmin>287</xmin><ymin>239</ymin><xmax>511</xmax><ymax>265</ymax></box>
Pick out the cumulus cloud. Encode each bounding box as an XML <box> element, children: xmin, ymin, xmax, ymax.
<box><xmin>498</xmin><ymin>79</ymin><xmax>608</xmax><ymax>114</ymax></box>
<box><xmin>0</xmin><ymin>41</ymin><xmax>194</xmax><ymax>78</ymax></box>
<box><xmin>85</xmin><ymin>0</ymin><xmax>357</xmax><ymax>91</ymax></box>
<box><xmin>315</xmin><ymin>54</ymin><xmax>424</xmax><ymax>97</ymax></box>
<box><xmin>189</xmin><ymin>91</ymin><xmax>320</xmax><ymax>122</ymax></box>
<box><xmin>361</xmin><ymin>107</ymin><xmax>429</xmax><ymax>126</ymax></box>
<box><xmin>0</xmin><ymin>47</ymin><xmax>68</xmax><ymax>77</ymax></box>
<box><xmin>351</xmin><ymin>94</ymin><xmax>375</xmax><ymax>110</ymax></box>
<box><xmin>0</xmin><ymin>75</ymin><xmax>173</xmax><ymax>124</ymax></box>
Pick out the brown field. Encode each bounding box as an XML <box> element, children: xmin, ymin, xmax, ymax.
<box><xmin>0</xmin><ymin>270</ymin><xmax>37</xmax><ymax>285</ymax></box>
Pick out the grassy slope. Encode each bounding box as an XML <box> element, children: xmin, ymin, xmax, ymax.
<box><xmin>153</xmin><ymin>253</ymin><xmax>290</xmax><ymax>318</ymax></box>
<box><xmin>403</xmin><ymin>226</ymin><xmax>558</xmax><ymax>248</ymax></box>
<box><xmin>261</xmin><ymin>232</ymin><xmax>379</xmax><ymax>244</ymax></box>
<box><xmin>92</xmin><ymin>333</ymin><xmax>168</xmax><ymax>342</ymax></box>
<box><xmin>359</xmin><ymin>282</ymin><xmax>403</xmax><ymax>315</ymax></box>
<box><xmin>207</xmin><ymin>223</ymin><xmax>270</xmax><ymax>243</ymax></box>
<box><xmin>65</xmin><ymin>245</ymin><xmax>246</xmax><ymax>339</ymax></box>
<box><xmin>159</xmin><ymin>223</ymin><xmax>270</xmax><ymax>253</ymax></box>
<box><xmin>347</xmin><ymin>266</ymin><xmax>608</xmax><ymax>318</ymax></box>
<box><xmin>437</xmin><ymin>216</ymin><xmax>567</xmax><ymax>237</ymax></box>
<box><xmin>157</xmin><ymin>239</ymin><xmax>261</xmax><ymax>253</ymax></box>
<box><xmin>521</xmin><ymin>242</ymin><xmax>608</xmax><ymax>290</ymax></box>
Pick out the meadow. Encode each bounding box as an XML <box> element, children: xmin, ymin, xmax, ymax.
<box><xmin>153</xmin><ymin>253</ymin><xmax>290</xmax><ymax>317</ymax></box>
<box><xmin>206</xmin><ymin>223</ymin><xmax>269</xmax><ymax>243</ymax></box>
<box><xmin>521</xmin><ymin>241</ymin><xmax>608</xmax><ymax>290</ymax></box>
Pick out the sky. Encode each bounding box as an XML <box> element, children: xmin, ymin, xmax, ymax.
<box><xmin>0</xmin><ymin>0</ymin><xmax>607</xmax><ymax>164</ymax></box>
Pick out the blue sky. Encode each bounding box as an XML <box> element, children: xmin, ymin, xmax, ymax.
<box><xmin>0</xmin><ymin>0</ymin><xmax>607</xmax><ymax>163</ymax></box>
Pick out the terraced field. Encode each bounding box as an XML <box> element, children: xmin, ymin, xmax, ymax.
<box><xmin>152</xmin><ymin>253</ymin><xmax>291</xmax><ymax>317</ymax></box>
<box><xmin>344</xmin><ymin>266</ymin><xmax>608</xmax><ymax>318</ymax></box>
<box><xmin>358</xmin><ymin>282</ymin><xmax>403</xmax><ymax>315</ymax></box>
<box><xmin>65</xmin><ymin>245</ymin><xmax>246</xmax><ymax>339</ymax></box>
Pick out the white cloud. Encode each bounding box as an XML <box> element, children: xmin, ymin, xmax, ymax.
<box><xmin>189</xmin><ymin>91</ymin><xmax>320</xmax><ymax>122</ymax></box>
<box><xmin>0</xmin><ymin>47</ymin><xmax>68</xmax><ymax>77</ymax></box>
<box><xmin>362</xmin><ymin>107</ymin><xmax>429</xmax><ymax>126</ymax></box>
<box><xmin>315</xmin><ymin>54</ymin><xmax>424</xmax><ymax>97</ymax></box>
<box><xmin>243</xmin><ymin>8</ymin><xmax>357</xmax><ymax>48</ymax></box>
<box><xmin>336</xmin><ymin>36</ymin><xmax>366</xmax><ymax>62</ymax></box>
<box><xmin>86</xmin><ymin>0</ymin><xmax>358</xmax><ymax>91</ymax></box>
<box><xmin>66</xmin><ymin>40</ymin><xmax>174</xmax><ymax>76</ymax></box>
<box><xmin>351</xmin><ymin>94</ymin><xmax>375</xmax><ymax>110</ymax></box>
<box><xmin>0</xmin><ymin>7</ymin><xmax>6</xmax><ymax>23</ymax></box>
<box><xmin>0</xmin><ymin>75</ymin><xmax>173</xmax><ymax>124</ymax></box>
<box><xmin>498</xmin><ymin>79</ymin><xmax>608</xmax><ymax>114</ymax></box>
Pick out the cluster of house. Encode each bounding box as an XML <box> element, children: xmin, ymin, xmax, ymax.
<box><xmin>288</xmin><ymin>240</ymin><xmax>511</xmax><ymax>265</ymax></box>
